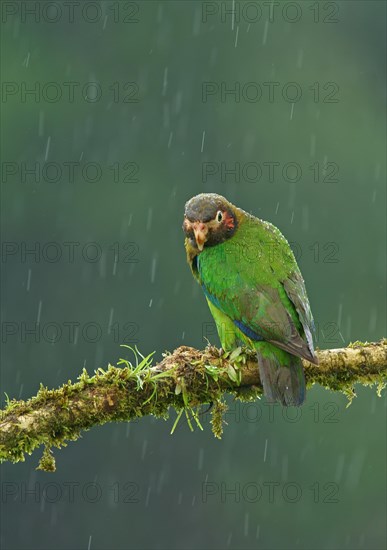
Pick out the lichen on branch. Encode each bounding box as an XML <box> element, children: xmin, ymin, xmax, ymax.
<box><xmin>1</xmin><ymin>339</ymin><xmax>386</xmax><ymax>472</ymax></box>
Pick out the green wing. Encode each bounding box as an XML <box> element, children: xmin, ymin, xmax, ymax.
<box><xmin>282</xmin><ymin>270</ymin><xmax>316</xmax><ymax>360</ymax></box>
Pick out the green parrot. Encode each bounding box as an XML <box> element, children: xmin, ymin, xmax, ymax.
<box><xmin>183</xmin><ymin>193</ymin><xmax>318</xmax><ymax>406</ymax></box>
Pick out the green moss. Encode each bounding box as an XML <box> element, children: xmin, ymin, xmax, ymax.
<box><xmin>0</xmin><ymin>349</ymin><xmax>172</xmax><ymax>467</ymax></box>
<box><xmin>37</xmin><ymin>447</ymin><xmax>56</xmax><ymax>472</ymax></box>
<box><xmin>235</xmin><ymin>386</ymin><xmax>263</xmax><ymax>402</ymax></box>
<box><xmin>210</xmin><ymin>399</ymin><xmax>228</xmax><ymax>439</ymax></box>
<box><xmin>1</xmin><ymin>341</ymin><xmax>386</xmax><ymax>469</ymax></box>
<box><xmin>348</xmin><ymin>340</ymin><xmax>370</xmax><ymax>348</ymax></box>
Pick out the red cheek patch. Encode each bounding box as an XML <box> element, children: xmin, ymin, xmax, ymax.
<box><xmin>224</xmin><ymin>212</ymin><xmax>235</xmax><ymax>229</ymax></box>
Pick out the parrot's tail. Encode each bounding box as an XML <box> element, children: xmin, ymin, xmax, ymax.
<box><xmin>256</xmin><ymin>344</ymin><xmax>306</xmax><ymax>407</ymax></box>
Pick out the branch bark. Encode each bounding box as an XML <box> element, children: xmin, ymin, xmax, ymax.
<box><xmin>1</xmin><ymin>340</ymin><xmax>386</xmax><ymax>471</ymax></box>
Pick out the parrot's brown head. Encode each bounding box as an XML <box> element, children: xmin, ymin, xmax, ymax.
<box><xmin>183</xmin><ymin>193</ymin><xmax>238</xmax><ymax>252</ymax></box>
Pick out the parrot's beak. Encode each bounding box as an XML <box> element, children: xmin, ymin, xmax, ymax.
<box><xmin>193</xmin><ymin>222</ymin><xmax>208</xmax><ymax>251</ymax></box>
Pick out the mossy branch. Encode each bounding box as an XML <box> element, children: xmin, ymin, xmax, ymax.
<box><xmin>1</xmin><ymin>340</ymin><xmax>386</xmax><ymax>472</ymax></box>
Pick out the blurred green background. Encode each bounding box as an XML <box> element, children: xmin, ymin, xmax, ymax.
<box><xmin>1</xmin><ymin>1</ymin><xmax>386</xmax><ymax>549</ymax></box>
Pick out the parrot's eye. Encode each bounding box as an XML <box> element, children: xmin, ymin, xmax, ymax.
<box><xmin>216</xmin><ymin>211</ymin><xmax>223</xmax><ymax>223</ymax></box>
